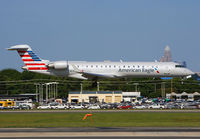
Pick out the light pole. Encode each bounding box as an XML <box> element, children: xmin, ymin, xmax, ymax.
<box><xmin>97</xmin><ymin>82</ymin><xmax>100</xmax><ymax>91</ymax></box>
<box><xmin>45</xmin><ymin>83</ymin><xmax>52</xmax><ymax>103</ymax></box>
<box><xmin>161</xmin><ymin>82</ymin><xmax>166</xmax><ymax>98</ymax></box>
<box><xmin>54</xmin><ymin>83</ymin><xmax>56</xmax><ymax>99</ymax></box>
<box><xmin>34</xmin><ymin>83</ymin><xmax>40</xmax><ymax>103</ymax></box>
<box><xmin>55</xmin><ymin>82</ymin><xmax>58</xmax><ymax>98</ymax></box>
<box><xmin>52</xmin><ymin>82</ymin><xmax>59</xmax><ymax>98</ymax></box>
<box><xmin>45</xmin><ymin>83</ymin><xmax>49</xmax><ymax>103</ymax></box>
<box><xmin>39</xmin><ymin>84</ymin><xmax>44</xmax><ymax>105</ymax></box>
<box><xmin>48</xmin><ymin>84</ymin><xmax>50</xmax><ymax>99</ymax></box>
<box><xmin>35</xmin><ymin>84</ymin><xmax>38</xmax><ymax>102</ymax></box>
<box><xmin>171</xmin><ymin>79</ymin><xmax>173</xmax><ymax>93</ymax></box>
<box><xmin>133</xmin><ymin>83</ymin><xmax>139</xmax><ymax>92</ymax></box>
<box><xmin>80</xmin><ymin>83</ymin><xmax>83</xmax><ymax>105</ymax></box>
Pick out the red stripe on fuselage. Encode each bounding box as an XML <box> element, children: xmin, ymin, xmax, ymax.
<box><xmin>23</xmin><ymin>59</ymin><xmax>34</xmax><ymax>61</ymax></box>
<box><xmin>25</xmin><ymin>63</ymin><xmax>46</xmax><ymax>66</ymax></box>
<box><xmin>28</xmin><ymin>67</ymin><xmax>48</xmax><ymax>70</ymax></box>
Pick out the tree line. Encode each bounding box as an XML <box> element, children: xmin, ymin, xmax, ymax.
<box><xmin>0</xmin><ymin>69</ymin><xmax>200</xmax><ymax>98</ymax></box>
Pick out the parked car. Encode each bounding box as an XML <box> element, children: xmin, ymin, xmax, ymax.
<box><xmin>10</xmin><ymin>105</ymin><xmax>21</xmax><ymax>110</ymax></box>
<box><xmin>70</xmin><ymin>105</ymin><xmax>84</xmax><ymax>109</ymax></box>
<box><xmin>51</xmin><ymin>104</ymin><xmax>69</xmax><ymax>109</ymax></box>
<box><xmin>88</xmin><ymin>105</ymin><xmax>101</xmax><ymax>109</ymax></box>
<box><xmin>117</xmin><ymin>105</ymin><xmax>132</xmax><ymax>109</ymax></box>
<box><xmin>19</xmin><ymin>104</ymin><xmax>31</xmax><ymax>110</ymax></box>
<box><xmin>133</xmin><ymin>105</ymin><xmax>146</xmax><ymax>109</ymax></box>
<box><xmin>165</xmin><ymin>104</ymin><xmax>176</xmax><ymax>109</ymax></box>
<box><xmin>109</xmin><ymin>103</ymin><xmax>119</xmax><ymax>109</ymax></box>
<box><xmin>184</xmin><ymin>104</ymin><xmax>198</xmax><ymax>109</ymax></box>
<box><xmin>100</xmin><ymin>104</ymin><xmax>109</xmax><ymax>109</ymax></box>
<box><xmin>37</xmin><ymin>105</ymin><xmax>51</xmax><ymax>109</ymax></box>
<box><xmin>148</xmin><ymin>104</ymin><xmax>165</xmax><ymax>109</ymax></box>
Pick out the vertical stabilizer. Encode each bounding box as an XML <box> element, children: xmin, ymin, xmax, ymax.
<box><xmin>7</xmin><ymin>45</ymin><xmax>49</xmax><ymax>71</ymax></box>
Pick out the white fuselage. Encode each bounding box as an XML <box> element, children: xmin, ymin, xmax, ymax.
<box><xmin>41</xmin><ymin>61</ymin><xmax>194</xmax><ymax>80</ymax></box>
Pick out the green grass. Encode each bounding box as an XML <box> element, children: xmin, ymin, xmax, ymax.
<box><xmin>0</xmin><ymin>112</ymin><xmax>200</xmax><ymax>127</ymax></box>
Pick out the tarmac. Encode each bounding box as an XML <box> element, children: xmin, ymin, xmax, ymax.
<box><xmin>0</xmin><ymin>127</ymin><xmax>200</xmax><ymax>138</ymax></box>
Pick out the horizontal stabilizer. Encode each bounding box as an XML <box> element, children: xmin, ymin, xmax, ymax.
<box><xmin>7</xmin><ymin>45</ymin><xmax>32</xmax><ymax>51</ymax></box>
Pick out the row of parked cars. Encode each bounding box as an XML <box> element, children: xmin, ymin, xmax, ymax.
<box><xmin>0</xmin><ymin>100</ymin><xmax>34</xmax><ymax>110</ymax></box>
<box><xmin>37</xmin><ymin>104</ymin><xmax>101</xmax><ymax>110</ymax></box>
<box><xmin>37</xmin><ymin>99</ymin><xmax>200</xmax><ymax>110</ymax></box>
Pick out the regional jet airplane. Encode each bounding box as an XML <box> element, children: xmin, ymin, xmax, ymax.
<box><xmin>7</xmin><ymin>45</ymin><xmax>194</xmax><ymax>80</ymax></box>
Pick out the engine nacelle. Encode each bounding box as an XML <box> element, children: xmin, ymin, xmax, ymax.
<box><xmin>48</xmin><ymin>61</ymin><xmax>68</xmax><ymax>70</ymax></box>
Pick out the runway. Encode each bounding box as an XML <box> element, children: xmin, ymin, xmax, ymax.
<box><xmin>0</xmin><ymin>127</ymin><xmax>200</xmax><ymax>132</ymax></box>
<box><xmin>1</xmin><ymin>110</ymin><xmax>200</xmax><ymax>138</ymax></box>
<box><xmin>1</xmin><ymin>109</ymin><xmax>200</xmax><ymax>113</ymax></box>
<box><xmin>0</xmin><ymin>127</ymin><xmax>200</xmax><ymax>138</ymax></box>
<box><xmin>2</xmin><ymin>137</ymin><xmax>199</xmax><ymax>139</ymax></box>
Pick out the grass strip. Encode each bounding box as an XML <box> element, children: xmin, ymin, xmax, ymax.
<box><xmin>0</xmin><ymin>112</ymin><xmax>200</xmax><ymax>127</ymax></box>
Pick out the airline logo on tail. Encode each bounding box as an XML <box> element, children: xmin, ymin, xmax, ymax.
<box><xmin>8</xmin><ymin>45</ymin><xmax>48</xmax><ymax>71</ymax></box>
<box><xmin>154</xmin><ymin>68</ymin><xmax>160</xmax><ymax>73</ymax></box>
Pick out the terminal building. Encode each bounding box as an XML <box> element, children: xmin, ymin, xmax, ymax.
<box><xmin>68</xmin><ymin>91</ymin><xmax>141</xmax><ymax>103</ymax></box>
<box><xmin>166</xmin><ymin>92</ymin><xmax>200</xmax><ymax>101</ymax></box>
<box><xmin>122</xmin><ymin>92</ymin><xmax>141</xmax><ymax>102</ymax></box>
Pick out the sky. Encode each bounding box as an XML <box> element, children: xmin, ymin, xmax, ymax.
<box><xmin>0</xmin><ymin>0</ymin><xmax>200</xmax><ymax>72</ymax></box>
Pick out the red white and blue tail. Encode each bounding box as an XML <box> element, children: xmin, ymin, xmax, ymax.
<box><xmin>7</xmin><ymin>45</ymin><xmax>49</xmax><ymax>71</ymax></box>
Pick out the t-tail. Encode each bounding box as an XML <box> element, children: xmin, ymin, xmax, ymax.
<box><xmin>7</xmin><ymin>45</ymin><xmax>49</xmax><ymax>72</ymax></box>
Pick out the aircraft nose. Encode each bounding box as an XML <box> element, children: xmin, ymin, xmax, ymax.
<box><xmin>185</xmin><ymin>69</ymin><xmax>194</xmax><ymax>75</ymax></box>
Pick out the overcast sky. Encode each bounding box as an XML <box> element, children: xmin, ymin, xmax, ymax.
<box><xmin>0</xmin><ymin>0</ymin><xmax>200</xmax><ymax>71</ymax></box>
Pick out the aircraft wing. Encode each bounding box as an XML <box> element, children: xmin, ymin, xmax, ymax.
<box><xmin>72</xmin><ymin>64</ymin><xmax>117</xmax><ymax>79</ymax></box>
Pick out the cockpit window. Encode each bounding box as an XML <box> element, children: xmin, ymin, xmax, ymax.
<box><xmin>175</xmin><ymin>65</ymin><xmax>185</xmax><ymax>68</ymax></box>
